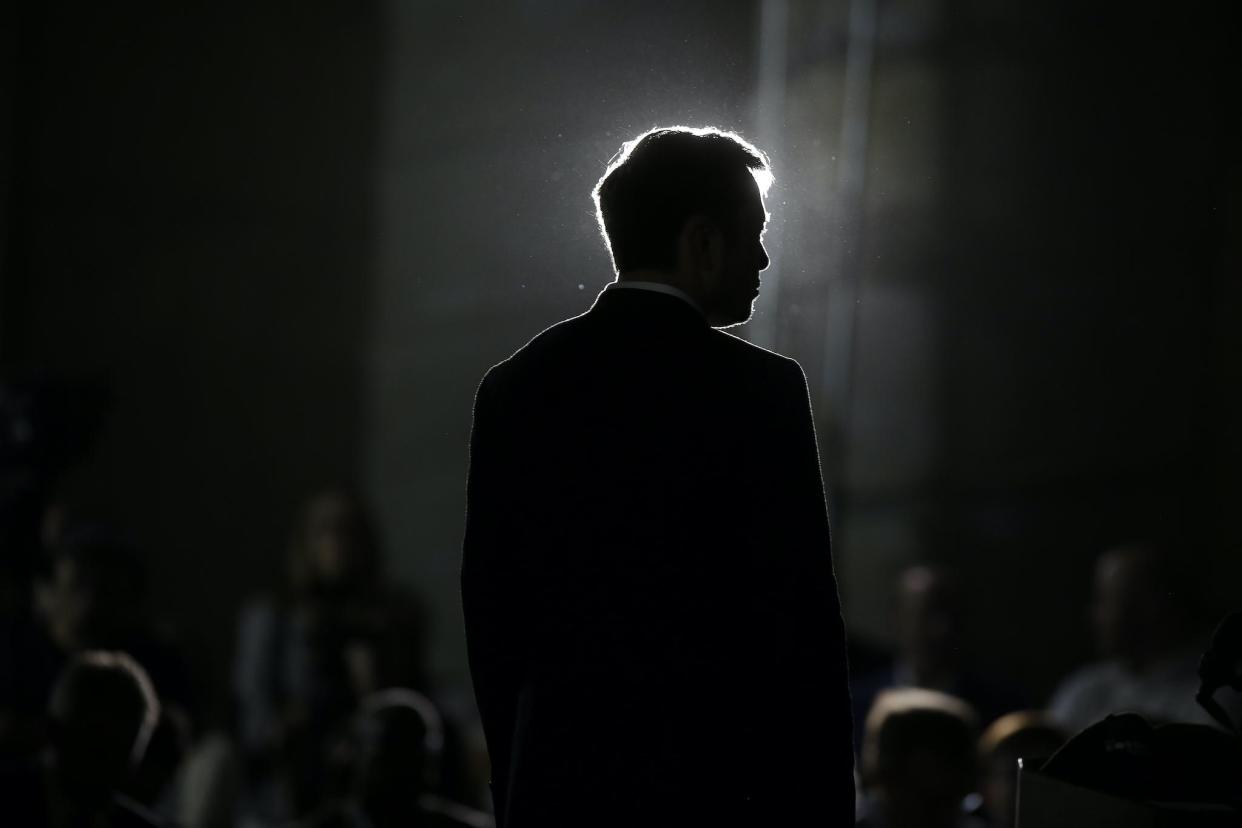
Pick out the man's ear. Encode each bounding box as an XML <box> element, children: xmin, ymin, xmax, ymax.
<box><xmin>680</xmin><ymin>214</ymin><xmax>724</xmax><ymax>278</ymax></box>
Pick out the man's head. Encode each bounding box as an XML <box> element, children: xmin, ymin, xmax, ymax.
<box><xmin>895</xmin><ymin>565</ymin><xmax>963</xmax><ymax>683</ymax></box>
<box><xmin>348</xmin><ymin>689</ymin><xmax>445</xmax><ymax>811</ymax></box>
<box><xmin>288</xmin><ymin>488</ymin><xmax>380</xmax><ymax>595</ymax></box>
<box><xmin>977</xmin><ymin>711</ymin><xmax>1066</xmax><ymax>828</ymax></box>
<box><xmin>34</xmin><ymin>527</ymin><xmax>147</xmax><ymax>651</ymax></box>
<box><xmin>593</xmin><ymin>126</ymin><xmax>772</xmax><ymax>328</ymax></box>
<box><xmin>47</xmin><ymin>651</ymin><xmax>160</xmax><ymax>803</ymax></box>
<box><xmin>862</xmin><ymin>688</ymin><xmax>978</xmax><ymax>828</ymax></box>
<box><xmin>1090</xmin><ymin>543</ymin><xmax>1192</xmax><ymax>668</ymax></box>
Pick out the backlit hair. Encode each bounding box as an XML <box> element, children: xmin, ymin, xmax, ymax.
<box><xmin>592</xmin><ymin>126</ymin><xmax>772</xmax><ymax>273</ymax></box>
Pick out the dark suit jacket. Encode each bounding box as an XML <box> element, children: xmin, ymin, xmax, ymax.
<box><xmin>462</xmin><ymin>287</ymin><xmax>854</xmax><ymax>827</ymax></box>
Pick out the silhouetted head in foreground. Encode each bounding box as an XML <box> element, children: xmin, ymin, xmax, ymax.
<box><xmin>862</xmin><ymin>688</ymin><xmax>978</xmax><ymax>828</ymax></box>
<box><xmin>593</xmin><ymin>126</ymin><xmax>772</xmax><ymax>328</ymax></box>
<box><xmin>977</xmin><ymin>711</ymin><xmax>1065</xmax><ymax>828</ymax></box>
<box><xmin>46</xmin><ymin>651</ymin><xmax>160</xmax><ymax>817</ymax></box>
<box><xmin>348</xmin><ymin>689</ymin><xmax>444</xmax><ymax>823</ymax></box>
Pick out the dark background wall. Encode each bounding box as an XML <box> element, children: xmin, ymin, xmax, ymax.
<box><xmin>2</xmin><ymin>3</ymin><xmax>386</xmax><ymax>702</ymax></box>
<box><xmin>1</xmin><ymin>0</ymin><xmax>1238</xmax><ymax>707</ymax></box>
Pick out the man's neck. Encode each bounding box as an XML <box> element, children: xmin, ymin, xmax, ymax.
<box><xmin>617</xmin><ymin>269</ymin><xmax>698</xmax><ymax>297</ymax></box>
<box><xmin>611</xmin><ymin>271</ymin><xmax>708</xmax><ymax>319</ymax></box>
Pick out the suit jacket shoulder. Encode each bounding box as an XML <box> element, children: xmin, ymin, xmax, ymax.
<box><xmin>707</xmin><ymin>327</ymin><xmax>805</xmax><ymax>380</ymax></box>
<box><xmin>482</xmin><ymin>302</ymin><xmax>806</xmax><ymax>395</ymax></box>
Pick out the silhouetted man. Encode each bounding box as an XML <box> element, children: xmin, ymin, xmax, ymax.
<box><xmin>462</xmin><ymin>127</ymin><xmax>854</xmax><ymax>827</ymax></box>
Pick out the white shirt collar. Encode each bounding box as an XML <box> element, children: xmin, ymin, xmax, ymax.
<box><xmin>605</xmin><ymin>280</ymin><xmax>706</xmax><ymax>318</ymax></box>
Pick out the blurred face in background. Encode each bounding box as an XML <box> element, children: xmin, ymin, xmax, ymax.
<box><xmin>896</xmin><ymin>567</ymin><xmax>962</xmax><ymax>682</ymax></box>
<box><xmin>302</xmin><ymin>491</ymin><xmax>368</xmax><ymax>588</ymax></box>
<box><xmin>35</xmin><ymin>557</ymin><xmax>90</xmax><ymax>651</ymax></box>
<box><xmin>34</xmin><ymin>539</ymin><xmax>144</xmax><ymax>651</ymax></box>
<box><xmin>1091</xmin><ymin>547</ymin><xmax>1165</xmax><ymax>667</ymax></box>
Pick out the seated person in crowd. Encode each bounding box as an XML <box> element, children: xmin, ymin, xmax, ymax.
<box><xmin>976</xmin><ymin>711</ymin><xmax>1066</xmax><ymax>828</ymax></box>
<box><xmin>2</xmin><ymin>651</ymin><xmax>166</xmax><ymax>827</ymax></box>
<box><xmin>33</xmin><ymin>526</ymin><xmax>196</xmax><ymax>716</ymax></box>
<box><xmin>1047</xmin><ymin>543</ymin><xmax>1216</xmax><ymax>732</ymax></box>
<box><xmin>299</xmin><ymin>688</ymin><xmax>492</xmax><ymax>828</ymax></box>
<box><xmin>851</xmin><ymin>565</ymin><xmax>1026</xmax><ymax>752</ymax></box>
<box><xmin>0</xmin><ymin>476</ymin><xmax>63</xmax><ymax>761</ymax></box>
<box><xmin>857</xmin><ymin>688</ymin><xmax>985</xmax><ymax>828</ymax></box>
<box><xmin>32</xmin><ymin>526</ymin><xmax>239</xmax><ymax>819</ymax></box>
<box><xmin>234</xmin><ymin>488</ymin><xmax>430</xmax><ymax>821</ymax></box>
<box><xmin>34</xmin><ymin>525</ymin><xmax>238</xmax><ymax>828</ymax></box>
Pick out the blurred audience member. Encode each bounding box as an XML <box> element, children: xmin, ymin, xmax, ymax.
<box><xmin>857</xmin><ymin>688</ymin><xmax>984</xmax><ymax>828</ymax></box>
<box><xmin>424</xmin><ymin>693</ymin><xmax>495</xmax><ymax>814</ymax></box>
<box><xmin>0</xmin><ymin>377</ymin><xmax>108</xmax><ymax>615</ymax></box>
<box><xmin>126</xmin><ymin>708</ymin><xmax>191</xmax><ymax>814</ymax></box>
<box><xmin>0</xmin><ymin>558</ymin><xmax>61</xmax><ymax>761</ymax></box>
<box><xmin>1</xmin><ymin>651</ymin><xmax>166</xmax><ymax>827</ymax></box>
<box><xmin>300</xmin><ymin>688</ymin><xmax>492</xmax><ymax>828</ymax></box>
<box><xmin>1048</xmin><ymin>543</ymin><xmax>1215</xmax><ymax>732</ymax></box>
<box><xmin>234</xmin><ymin>488</ymin><xmax>429</xmax><ymax>821</ymax></box>
<box><xmin>32</xmin><ymin>526</ymin><xmax>239</xmax><ymax>827</ymax></box>
<box><xmin>33</xmin><ymin>530</ymin><xmax>189</xmax><ymax>769</ymax></box>
<box><xmin>34</xmin><ymin>528</ymin><xmax>190</xmax><ymax>695</ymax></box>
<box><xmin>0</xmin><ymin>486</ymin><xmax>72</xmax><ymax>759</ymax></box>
<box><xmin>976</xmin><ymin>711</ymin><xmax>1065</xmax><ymax>828</ymax></box>
<box><xmin>851</xmin><ymin>565</ymin><xmax>1025</xmax><ymax>751</ymax></box>
<box><xmin>176</xmin><ymin>727</ymin><xmax>242</xmax><ymax>828</ymax></box>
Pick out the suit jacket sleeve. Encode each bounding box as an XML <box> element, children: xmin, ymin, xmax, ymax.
<box><xmin>461</xmin><ymin>369</ymin><xmax>522</xmax><ymax>822</ymax></box>
<box><xmin>782</xmin><ymin>359</ymin><xmax>856</xmax><ymax>824</ymax></box>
